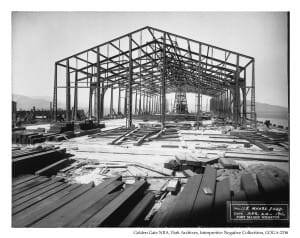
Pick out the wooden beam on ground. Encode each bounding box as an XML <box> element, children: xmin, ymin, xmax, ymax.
<box><xmin>213</xmin><ymin>178</ymin><xmax>231</xmax><ymax>225</ymax></box>
<box><xmin>119</xmin><ymin>192</ymin><xmax>155</xmax><ymax>227</ymax></box>
<box><xmin>225</xmin><ymin>152</ymin><xmax>288</xmax><ymax>163</ymax></box>
<box><xmin>64</xmin><ymin>190</ymin><xmax>122</xmax><ymax>227</ymax></box>
<box><xmin>12</xmin><ymin>182</ymin><xmax>71</xmax><ymax>215</ymax></box>
<box><xmin>35</xmin><ymin>159</ymin><xmax>71</xmax><ymax>176</ymax></box>
<box><xmin>160</xmin><ymin>174</ymin><xmax>203</xmax><ymax>227</ymax></box>
<box><xmin>240</xmin><ymin>173</ymin><xmax>260</xmax><ymax>200</ymax></box>
<box><xmin>12</xmin><ymin>183</ymin><xmax>92</xmax><ymax>227</ymax></box>
<box><xmin>80</xmin><ymin>180</ymin><xmax>148</xmax><ymax>227</ymax></box>
<box><xmin>149</xmin><ymin>195</ymin><xmax>176</xmax><ymax>227</ymax></box>
<box><xmin>34</xmin><ymin>180</ymin><xmax>124</xmax><ymax>227</ymax></box>
<box><xmin>13</xmin><ymin>181</ymin><xmax>65</xmax><ymax>208</ymax></box>
<box><xmin>13</xmin><ymin>177</ymin><xmax>64</xmax><ymax>202</ymax></box>
<box><xmin>256</xmin><ymin>172</ymin><xmax>288</xmax><ymax>201</ymax></box>
<box><xmin>219</xmin><ymin>158</ymin><xmax>239</xmax><ymax>169</ymax></box>
<box><xmin>12</xmin><ymin>175</ymin><xmax>39</xmax><ymax>187</ymax></box>
<box><xmin>190</xmin><ymin>165</ymin><xmax>217</xmax><ymax>226</ymax></box>
<box><xmin>13</xmin><ymin>176</ymin><xmax>50</xmax><ymax>196</ymax></box>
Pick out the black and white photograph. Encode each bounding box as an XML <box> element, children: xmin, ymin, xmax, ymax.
<box><xmin>10</xmin><ymin>10</ymin><xmax>290</xmax><ymax>230</ymax></box>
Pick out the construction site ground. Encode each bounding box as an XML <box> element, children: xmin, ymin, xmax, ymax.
<box><xmin>20</xmin><ymin>118</ymin><xmax>288</xmax><ymax>193</ymax></box>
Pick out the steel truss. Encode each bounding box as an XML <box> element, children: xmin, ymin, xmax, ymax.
<box><xmin>53</xmin><ymin>26</ymin><xmax>256</xmax><ymax>128</ymax></box>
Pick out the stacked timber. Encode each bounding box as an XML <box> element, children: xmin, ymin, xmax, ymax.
<box><xmin>48</xmin><ymin>122</ymin><xmax>74</xmax><ymax>134</ymax></box>
<box><xmin>164</xmin><ymin>151</ymin><xmax>219</xmax><ymax>173</ymax></box>
<box><xmin>12</xmin><ymin>175</ymin><xmax>153</xmax><ymax>227</ymax></box>
<box><xmin>150</xmin><ymin>165</ymin><xmax>289</xmax><ymax>227</ymax></box>
<box><xmin>12</xmin><ymin>146</ymin><xmax>70</xmax><ymax>177</ymax></box>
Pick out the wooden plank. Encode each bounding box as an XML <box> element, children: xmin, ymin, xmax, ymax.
<box><xmin>213</xmin><ymin>178</ymin><xmax>231</xmax><ymax>225</ymax></box>
<box><xmin>160</xmin><ymin>174</ymin><xmax>203</xmax><ymax>227</ymax></box>
<box><xmin>232</xmin><ymin>190</ymin><xmax>247</xmax><ymax>201</ymax></box>
<box><xmin>235</xmin><ymin>134</ymin><xmax>272</xmax><ymax>151</ymax></box>
<box><xmin>183</xmin><ymin>169</ymin><xmax>194</xmax><ymax>177</ymax></box>
<box><xmin>13</xmin><ymin>182</ymin><xmax>65</xmax><ymax>207</ymax></box>
<box><xmin>227</xmin><ymin>150</ymin><xmax>289</xmax><ymax>157</ymax></box>
<box><xmin>33</xmin><ymin>180</ymin><xmax>124</xmax><ymax>227</ymax></box>
<box><xmin>166</xmin><ymin>179</ymin><xmax>180</xmax><ymax>192</ymax></box>
<box><xmin>149</xmin><ymin>195</ymin><xmax>176</xmax><ymax>227</ymax></box>
<box><xmin>12</xmin><ymin>176</ymin><xmax>50</xmax><ymax>196</ymax></box>
<box><xmin>12</xmin><ymin>183</ymin><xmax>71</xmax><ymax>215</ymax></box>
<box><xmin>35</xmin><ymin>158</ymin><xmax>71</xmax><ymax>176</ymax></box>
<box><xmin>184</xmin><ymin>138</ymin><xmax>247</xmax><ymax>144</ymax></box>
<box><xmin>12</xmin><ymin>183</ymin><xmax>91</xmax><ymax>227</ymax></box>
<box><xmin>190</xmin><ymin>165</ymin><xmax>217</xmax><ymax>226</ymax></box>
<box><xmin>13</xmin><ymin>177</ymin><xmax>64</xmax><ymax>202</ymax></box>
<box><xmin>12</xmin><ymin>148</ymin><xmax>66</xmax><ymax>163</ymax></box>
<box><xmin>219</xmin><ymin>158</ymin><xmax>239</xmax><ymax>169</ymax></box>
<box><xmin>81</xmin><ymin>180</ymin><xmax>148</xmax><ymax>227</ymax></box>
<box><xmin>240</xmin><ymin>173</ymin><xmax>260</xmax><ymax>200</ymax></box>
<box><xmin>110</xmin><ymin>127</ymin><xmax>138</xmax><ymax>145</ymax></box>
<box><xmin>256</xmin><ymin>172</ymin><xmax>288</xmax><ymax>201</ymax></box>
<box><xmin>119</xmin><ymin>192</ymin><xmax>155</xmax><ymax>227</ymax></box>
<box><xmin>161</xmin><ymin>144</ymin><xmax>180</xmax><ymax>148</ymax></box>
<box><xmin>134</xmin><ymin>163</ymin><xmax>172</xmax><ymax>176</ymax></box>
<box><xmin>12</xmin><ymin>175</ymin><xmax>39</xmax><ymax>187</ymax></box>
<box><xmin>64</xmin><ymin>190</ymin><xmax>122</xmax><ymax>227</ymax></box>
<box><xmin>225</xmin><ymin>152</ymin><xmax>288</xmax><ymax>163</ymax></box>
<box><xmin>196</xmin><ymin>156</ymin><xmax>219</xmax><ymax>166</ymax></box>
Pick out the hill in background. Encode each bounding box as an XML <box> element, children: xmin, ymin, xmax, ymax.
<box><xmin>12</xmin><ymin>94</ymin><xmax>288</xmax><ymax>120</ymax></box>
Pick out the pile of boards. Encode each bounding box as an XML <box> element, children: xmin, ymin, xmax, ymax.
<box><xmin>164</xmin><ymin>151</ymin><xmax>220</xmax><ymax>175</ymax></box>
<box><xmin>12</xmin><ymin>175</ymin><xmax>155</xmax><ymax>227</ymax></box>
<box><xmin>150</xmin><ymin>165</ymin><xmax>289</xmax><ymax>227</ymax></box>
<box><xmin>231</xmin><ymin>130</ymin><xmax>289</xmax><ymax>151</ymax></box>
<box><xmin>12</xmin><ymin>146</ymin><xmax>70</xmax><ymax>177</ymax></box>
<box><xmin>12</xmin><ymin>126</ymin><xmax>102</xmax><ymax>145</ymax></box>
<box><xmin>48</xmin><ymin>122</ymin><xmax>74</xmax><ymax>134</ymax></box>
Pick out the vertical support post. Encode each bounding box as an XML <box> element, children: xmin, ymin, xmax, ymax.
<box><xmin>146</xmin><ymin>93</ymin><xmax>149</xmax><ymax>114</ymax></box>
<box><xmin>124</xmin><ymin>87</ymin><xmax>127</xmax><ymax>116</ymax></box>
<box><xmin>139</xmin><ymin>84</ymin><xmax>142</xmax><ymax>115</ymax></box>
<box><xmin>73</xmin><ymin>70</ymin><xmax>78</xmax><ymax>121</ymax></box>
<box><xmin>242</xmin><ymin>69</ymin><xmax>247</xmax><ymax>124</ymax></box>
<box><xmin>197</xmin><ymin>43</ymin><xmax>202</xmax><ymax>129</ymax></box>
<box><xmin>251</xmin><ymin>60</ymin><xmax>256</xmax><ymax>128</ymax></box>
<box><xmin>97</xmin><ymin>47</ymin><xmax>101</xmax><ymax>123</ymax></box>
<box><xmin>110</xmin><ymin>85</ymin><xmax>114</xmax><ymax>117</ymax></box>
<box><xmin>66</xmin><ymin>59</ymin><xmax>71</xmax><ymax>121</ymax></box>
<box><xmin>118</xmin><ymin>83</ymin><xmax>121</xmax><ymax>115</ymax></box>
<box><xmin>149</xmin><ymin>94</ymin><xmax>152</xmax><ymax>113</ymax></box>
<box><xmin>127</xmin><ymin>34</ymin><xmax>133</xmax><ymax>127</ymax></box>
<box><xmin>135</xmin><ymin>88</ymin><xmax>138</xmax><ymax>115</ymax></box>
<box><xmin>88</xmin><ymin>78</ymin><xmax>93</xmax><ymax>119</ymax></box>
<box><xmin>94</xmin><ymin>86</ymin><xmax>97</xmax><ymax>117</ymax></box>
<box><xmin>142</xmin><ymin>91</ymin><xmax>145</xmax><ymax>114</ymax></box>
<box><xmin>53</xmin><ymin>63</ymin><xmax>58</xmax><ymax>121</ymax></box>
<box><xmin>161</xmin><ymin>32</ymin><xmax>166</xmax><ymax>126</ymax></box>
<box><xmin>100</xmin><ymin>80</ymin><xmax>105</xmax><ymax>119</ymax></box>
<box><xmin>234</xmin><ymin>55</ymin><xmax>240</xmax><ymax>128</ymax></box>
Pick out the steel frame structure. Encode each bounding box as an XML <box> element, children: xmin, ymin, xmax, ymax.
<box><xmin>53</xmin><ymin>26</ymin><xmax>256</xmax><ymax>128</ymax></box>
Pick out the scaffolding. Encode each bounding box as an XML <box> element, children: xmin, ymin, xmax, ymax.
<box><xmin>52</xmin><ymin>26</ymin><xmax>256</xmax><ymax>128</ymax></box>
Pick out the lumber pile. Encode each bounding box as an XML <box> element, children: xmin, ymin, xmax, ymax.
<box><xmin>150</xmin><ymin>165</ymin><xmax>289</xmax><ymax>227</ymax></box>
<box><xmin>12</xmin><ymin>146</ymin><xmax>69</xmax><ymax>177</ymax></box>
<box><xmin>48</xmin><ymin>122</ymin><xmax>74</xmax><ymax>134</ymax></box>
<box><xmin>12</xmin><ymin>175</ymin><xmax>153</xmax><ymax>227</ymax></box>
<box><xmin>164</xmin><ymin>152</ymin><xmax>219</xmax><ymax>173</ymax></box>
<box><xmin>230</xmin><ymin>130</ymin><xmax>289</xmax><ymax>151</ymax></box>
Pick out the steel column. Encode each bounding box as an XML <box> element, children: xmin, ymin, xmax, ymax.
<box><xmin>66</xmin><ymin>59</ymin><xmax>71</xmax><ymax>121</ymax></box>
<box><xmin>127</xmin><ymin>34</ymin><xmax>133</xmax><ymax>127</ymax></box>
<box><xmin>53</xmin><ymin>63</ymin><xmax>57</xmax><ymax>121</ymax></box>
<box><xmin>161</xmin><ymin>33</ymin><xmax>167</xmax><ymax>126</ymax></box>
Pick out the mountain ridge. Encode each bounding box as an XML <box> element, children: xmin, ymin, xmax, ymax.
<box><xmin>12</xmin><ymin>93</ymin><xmax>288</xmax><ymax>120</ymax></box>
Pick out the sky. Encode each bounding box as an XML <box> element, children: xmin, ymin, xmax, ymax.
<box><xmin>12</xmin><ymin>12</ymin><xmax>288</xmax><ymax>108</ymax></box>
